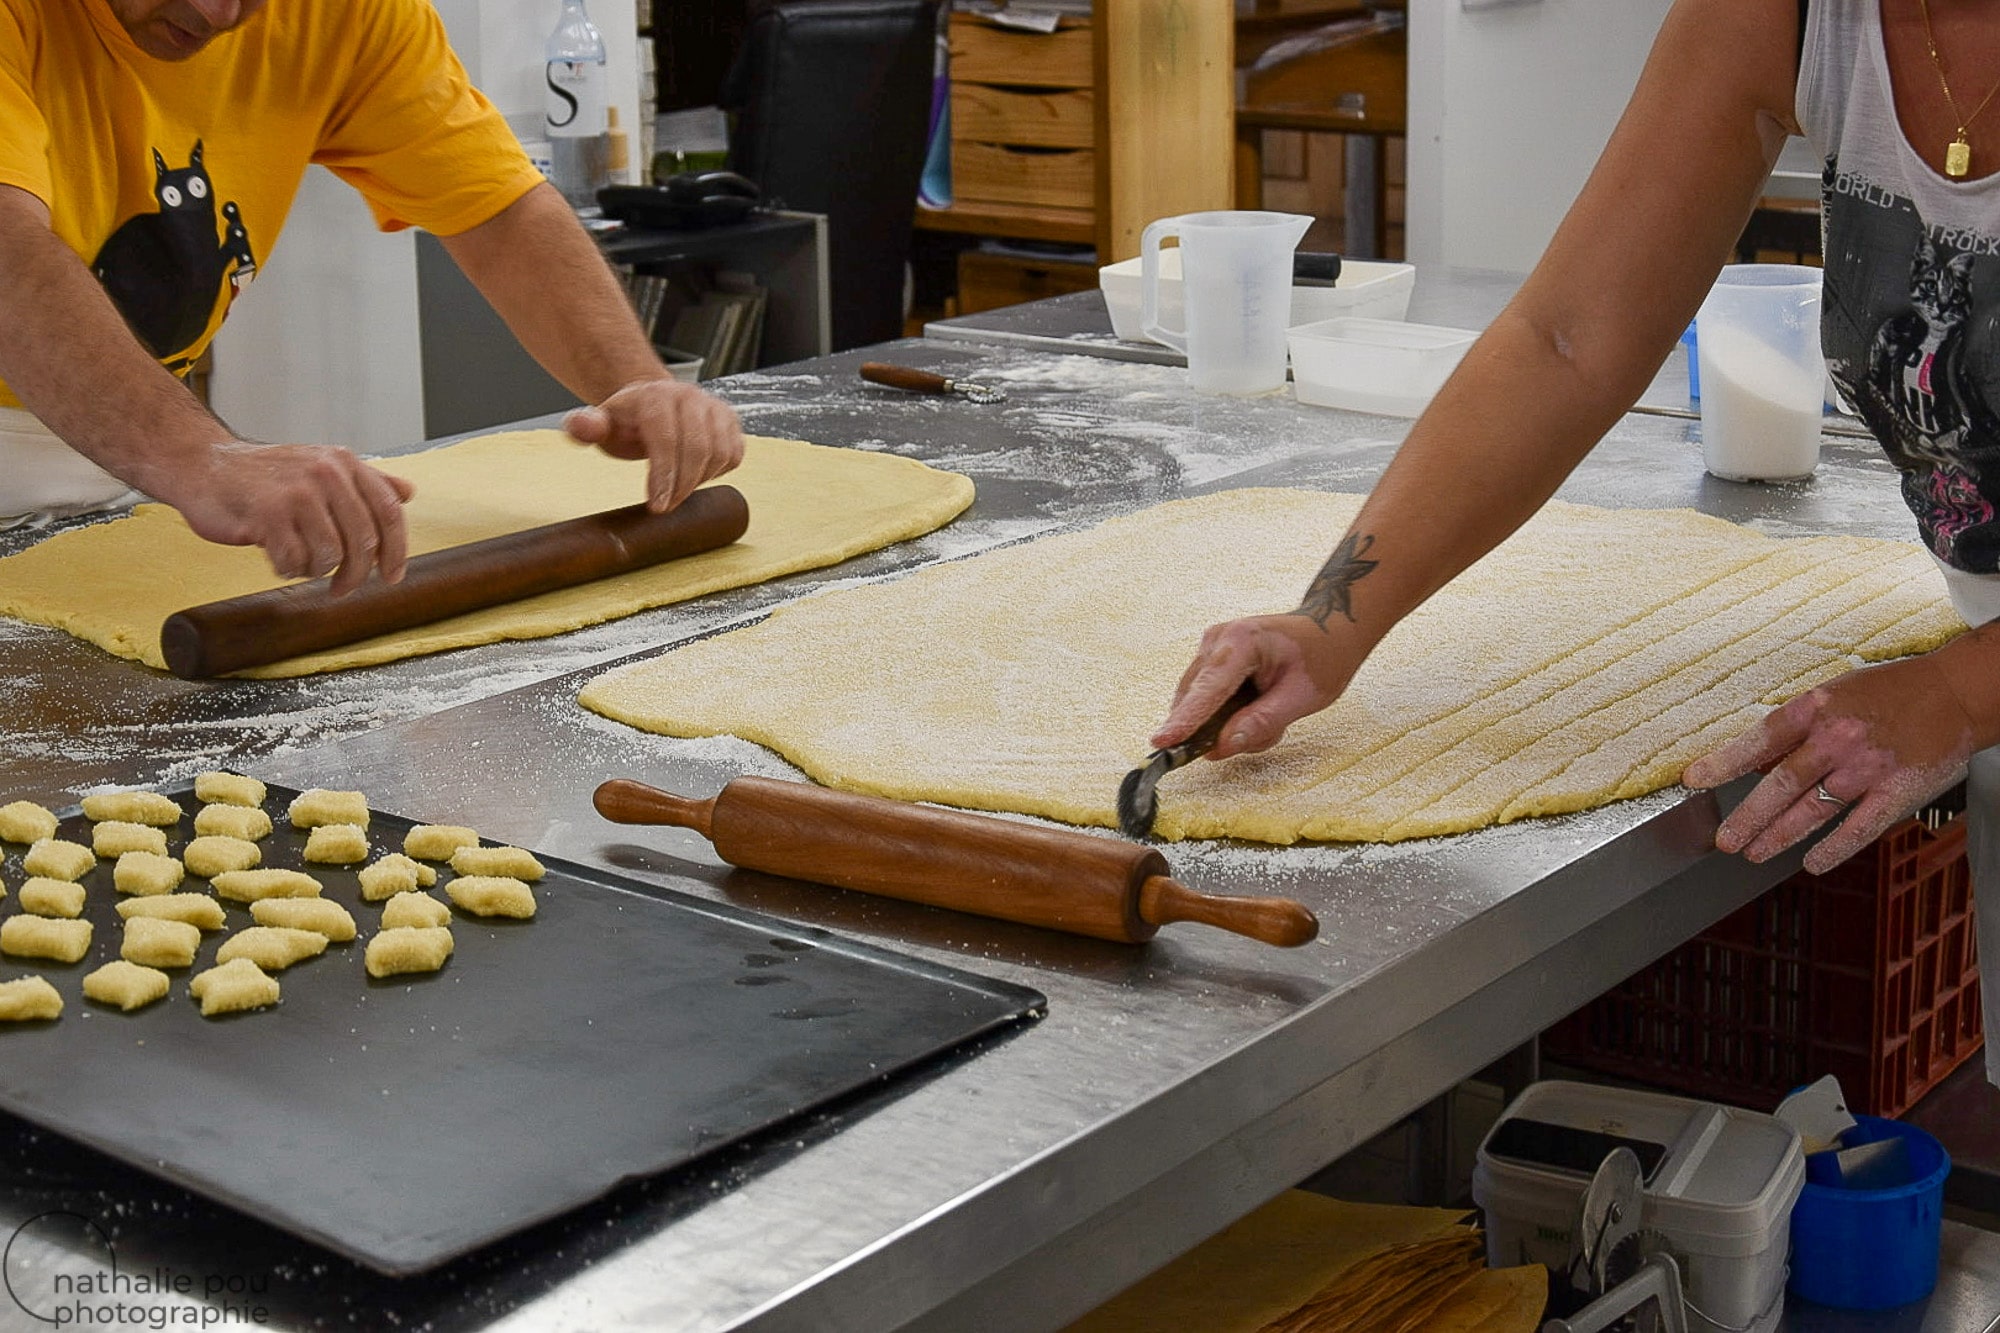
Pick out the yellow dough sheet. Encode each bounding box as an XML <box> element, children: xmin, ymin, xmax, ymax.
<box><xmin>0</xmin><ymin>430</ymin><xmax>973</xmax><ymax>677</ymax></box>
<box><xmin>579</xmin><ymin>489</ymin><xmax>1966</xmax><ymax>845</ymax></box>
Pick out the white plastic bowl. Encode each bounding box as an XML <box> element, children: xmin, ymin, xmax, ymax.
<box><xmin>1098</xmin><ymin>253</ymin><xmax>1415</xmax><ymax>344</ymax></box>
<box><xmin>1288</xmin><ymin>316</ymin><xmax>1477</xmax><ymax>417</ymax></box>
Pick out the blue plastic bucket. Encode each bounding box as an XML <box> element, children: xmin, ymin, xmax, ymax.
<box><xmin>1788</xmin><ymin>1115</ymin><xmax>1950</xmax><ymax>1309</ymax></box>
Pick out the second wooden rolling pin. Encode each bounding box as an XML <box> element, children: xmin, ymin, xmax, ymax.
<box><xmin>161</xmin><ymin>486</ymin><xmax>750</xmax><ymax>678</ymax></box>
<box><xmin>594</xmin><ymin>776</ymin><xmax>1319</xmax><ymax>947</ymax></box>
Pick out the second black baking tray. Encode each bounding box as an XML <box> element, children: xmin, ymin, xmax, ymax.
<box><xmin>0</xmin><ymin>782</ymin><xmax>1046</xmax><ymax>1275</ymax></box>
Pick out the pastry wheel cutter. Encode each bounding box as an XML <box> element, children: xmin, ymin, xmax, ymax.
<box><xmin>859</xmin><ymin>361</ymin><xmax>1007</xmax><ymax>405</ymax></box>
<box><xmin>1116</xmin><ymin>679</ymin><xmax>1258</xmax><ymax>839</ymax></box>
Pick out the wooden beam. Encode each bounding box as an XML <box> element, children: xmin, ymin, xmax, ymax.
<box><xmin>1093</xmin><ymin>0</ymin><xmax>1235</xmax><ymax>262</ymax></box>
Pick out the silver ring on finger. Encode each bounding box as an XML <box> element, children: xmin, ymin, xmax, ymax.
<box><xmin>1815</xmin><ymin>782</ymin><xmax>1845</xmax><ymax>807</ymax></box>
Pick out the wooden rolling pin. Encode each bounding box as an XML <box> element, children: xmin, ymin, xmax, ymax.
<box><xmin>594</xmin><ymin>776</ymin><xmax>1319</xmax><ymax>947</ymax></box>
<box><xmin>160</xmin><ymin>486</ymin><xmax>750</xmax><ymax>678</ymax></box>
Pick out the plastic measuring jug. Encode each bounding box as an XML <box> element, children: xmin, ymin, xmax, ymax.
<box><xmin>1696</xmin><ymin>264</ymin><xmax>1826</xmax><ymax>481</ymax></box>
<box><xmin>1140</xmin><ymin>211</ymin><xmax>1312</xmax><ymax>394</ymax></box>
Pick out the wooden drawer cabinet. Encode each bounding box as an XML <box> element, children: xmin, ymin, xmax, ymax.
<box><xmin>947</xmin><ymin>15</ymin><xmax>1093</xmax><ymax>86</ymax></box>
<box><xmin>951</xmin><ymin>83</ymin><xmax>1094</xmax><ymax>149</ymax></box>
<box><xmin>914</xmin><ymin>1</ymin><xmax>1232</xmax><ymax>263</ymax></box>
<box><xmin>946</xmin><ymin>14</ymin><xmax>1097</xmax><ymax>227</ymax></box>
<box><xmin>952</xmin><ymin>141</ymin><xmax>1095</xmax><ymax>210</ymax></box>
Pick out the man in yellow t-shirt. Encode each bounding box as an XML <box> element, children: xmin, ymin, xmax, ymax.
<box><xmin>0</xmin><ymin>0</ymin><xmax>743</xmax><ymax>595</ymax></box>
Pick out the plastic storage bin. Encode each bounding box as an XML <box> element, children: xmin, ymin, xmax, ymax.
<box><xmin>1098</xmin><ymin>252</ymin><xmax>1414</xmax><ymax>344</ymax></box>
<box><xmin>1474</xmin><ymin>1080</ymin><xmax>1805</xmax><ymax>1333</ymax></box>
<box><xmin>1288</xmin><ymin>316</ymin><xmax>1477</xmax><ymax>416</ymax></box>
<box><xmin>1543</xmin><ymin>811</ymin><xmax>1982</xmax><ymax>1118</ymax></box>
<box><xmin>1790</xmin><ymin>1115</ymin><xmax>1949</xmax><ymax>1309</ymax></box>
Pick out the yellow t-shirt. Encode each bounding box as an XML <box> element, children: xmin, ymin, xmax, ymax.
<box><xmin>0</xmin><ymin>0</ymin><xmax>543</xmax><ymax>403</ymax></box>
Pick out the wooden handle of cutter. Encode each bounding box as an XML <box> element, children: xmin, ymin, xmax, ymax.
<box><xmin>860</xmin><ymin>362</ymin><xmax>950</xmax><ymax>395</ymax></box>
<box><xmin>160</xmin><ymin>486</ymin><xmax>750</xmax><ymax>678</ymax></box>
<box><xmin>594</xmin><ymin>776</ymin><xmax>1317</xmax><ymax>947</ymax></box>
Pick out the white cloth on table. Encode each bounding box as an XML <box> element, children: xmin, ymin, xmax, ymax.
<box><xmin>0</xmin><ymin>406</ymin><xmax>140</xmax><ymax>525</ymax></box>
<box><xmin>1934</xmin><ymin>557</ymin><xmax>2000</xmax><ymax>1085</ymax></box>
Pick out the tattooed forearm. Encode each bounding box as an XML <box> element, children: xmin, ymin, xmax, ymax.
<box><xmin>1295</xmin><ymin>532</ymin><xmax>1378</xmax><ymax>626</ymax></box>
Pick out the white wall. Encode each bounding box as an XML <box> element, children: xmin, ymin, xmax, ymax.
<box><xmin>1406</xmin><ymin>0</ymin><xmax>1674</xmax><ymax>274</ymax></box>
<box><xmin>211</xmin><ymin>0</ymin><xmax>639</xmax><ymax>453</ymax></box>
<box><xmin>209</xmin><ymin>167</ymin><xmax>425</xmax><ymax>450</ymax></box>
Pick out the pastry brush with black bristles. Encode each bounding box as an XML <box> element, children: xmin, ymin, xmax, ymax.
<box><xmin>1116</xmin><ymin>679</ymin><xmax>1260</xmax><ymax>839</ymax></box>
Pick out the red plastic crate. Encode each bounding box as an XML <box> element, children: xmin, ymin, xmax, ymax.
<box><xmin>1543</xmin><ymin>812</ymin><xmax>1982</xmax><ymax>1118</ymax></box>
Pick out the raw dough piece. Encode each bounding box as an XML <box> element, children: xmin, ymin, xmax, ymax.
<box><xmin>581</xmin><ymin>490</ymin><xmax>1968</xmax><ymax>844</ymax></box>
<box><xmin>0</xmin><ymin>915</ymin><xmax>91</xmax><ymax>963</ymax></box>
<box><xmin>357</xmin><ymin>853</ymin><xmax>435</xmax><ymax>900</ymax></box>
<box><xmin>288</xmin><ymin>789</ymin><xmax>369</xmax><ymax>829</ymax></box>
<box><xmin>194</xmin><ymin>804</ymin><xmax>272</xmax><ymax>841</ymax></box>
<box><xmin>445</xmin><ymin>875</ymin><xmax>537</xmax><ymax>919</ymax></box>
<box><xmin>194</xmin><ymin>771</ymin><xmax>266</xmax><ymax>807</ymax></box>
<box><xmin>0</xmin><ymin>801</ymin><xmax>57</xmax><ymax>844</ymax></box>
<box><xmin>80</xmin><ymin>791</ymin><xmax>181</xmax><ymax>825</ymax></box>
<box><xmin>302</xmin><ymin>823</ymin><xmax>369</xmax><ymax>865</ymax></box>
<box><xmin>22</xmin><ymin>839</ymin><xmax>93</xmax><ymax>881</ymax></box>
<box><xmin>216</xmin><ymin>926</ymin><xmax>327</xmax><ymax>971</ymax></box>
<box><xmin>210</xmin><ymin>868</ymin><xmax>322</xmax><ymax>903</ymax></box>
<box><xmin>92</xmin><ymin>821</ymin><xmax>167</xmax><ymax>857</ymax></box>
<box><xmin>0</xmin><ymin>975</ymin><xmax>61</xmax><ymax>1021</ymax></box>
<box><xmin>404</xmin><ymin>825</ymin><xmax>478</xmax><ymax>862</ymax></box>
<box><xmin>82</xmin><ymin>960</ymin><xmax>170</xmax><ymax>1011</ymax></box>
<box><xmin>17</xmin><ymin>877</ymin><xmax>84</xmax><ymax>918</ymax></box>
<box><xmin>188</xmin><ymin>958</ymin><xmax>279</xmax><ymax>1016</ymax></box>
<box><xmin>183</xmin><ymin>836</ymin><xmax>261</xmax><ymax>878</ymax></box>
<box><xmin>449</xmin><ymin>845</ymin><xmax>544</xmax><ymax>881</ymax></box>
<box><xmin>121</xmin><ymin>917</ymin><xmax>201</xmax><ymax>968</ymax></box>
<box><xmin>365</xmin><ymin>926</ymin><xmax>454</xmax><ymax>978</ymax></box>
<box><xmin>379</xmin><ymin>891</ymin><xmax>451</xmax><ymax>930</ymax></box>
<box><xmin>114</xmin><ymin>850</ymin><xmax>185</xmax><ymax>896</ymax></box>
<box><xmin>250</xmin><ymin>897</ymin><xmax>357</xmax><ymax>941</ymax></box>
<box><xmin>0</xmin><ymin>431</ymin><xmax>974</xmax><ymax>676</ymax></box>
<box><xmin>117</xmin><ymin>893</ymin><xmax>226</xmax><ymax>931</ymax></box>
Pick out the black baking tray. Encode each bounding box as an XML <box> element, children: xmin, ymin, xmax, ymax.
<box><xmin>0</xmin><ymin>783</ymin><xmax>1045</xmax><ymax>1275</ymax></box>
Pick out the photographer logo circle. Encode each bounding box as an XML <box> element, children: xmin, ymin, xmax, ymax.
<box><xmin>5</xmin><ymin>1211</ymin><xmax>118</xmax><ymax>1324</ymax></box>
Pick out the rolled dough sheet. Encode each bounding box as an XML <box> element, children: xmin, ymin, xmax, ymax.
<box><xmin>579</xmin><ymin>489</ymin><xmax>1967</xmax><ymax>845</ymax></box>
<box><xmin>0</xmin><ymin>430</ymin><xmax>973</xmax><ymax>677</ymax></box>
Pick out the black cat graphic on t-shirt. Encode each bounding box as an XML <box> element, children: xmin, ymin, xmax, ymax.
<box><xmin>90</xmin><ymin>140</ymin><xmax>257</xmax><ymax>371</ymax></box>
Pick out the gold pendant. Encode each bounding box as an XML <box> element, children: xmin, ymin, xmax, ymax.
<box><xmin>1947</xmin><ymin>134</ymin><xmax>1972</xmax><ymax>178</ymax></box>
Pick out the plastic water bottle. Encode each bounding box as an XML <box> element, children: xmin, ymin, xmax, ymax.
<box><xmin>544</xmin><ymin>0</ymin><xmax>609</xmax><ymax>209</ymax></box>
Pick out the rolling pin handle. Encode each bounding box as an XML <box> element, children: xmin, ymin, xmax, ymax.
<box><xmin>592</xmin><ymin>778</ymin><xmax>719</xmax><ymax>840</ymax></box>
<box><xmin>1137</xmin><ymin>875</ymin><xmax>1319</xmax><ymax>948</ymax></box>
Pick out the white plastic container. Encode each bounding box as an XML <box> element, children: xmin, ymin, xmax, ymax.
<box><xmin>1695</xmin><ymin>264</ymin><xmax>1825</xmax><ymax>482</ymax></box>
<box><xmin>1099</xmin><ymin>252</ymin><xmax>1415</xmax><ymax>344</ymax></box>
<box><xmin>1473</xmin><ymin>1081</ymin><xmax>1805</xmax><ymax>1333</ymax></box>
<box><xmin>1287</xmin><ymin>316</ymin><xmax>1476</xmax><ymax>416</ymax></box>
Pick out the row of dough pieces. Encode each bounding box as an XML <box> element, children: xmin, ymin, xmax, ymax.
<box><xmin>0</xmin><ymin>776</ymin><xmax>540</xmax><ymax>1019</ymax></box>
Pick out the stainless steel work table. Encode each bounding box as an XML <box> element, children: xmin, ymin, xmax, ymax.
<box><xmin>0</xmin><ymin>304</ymin><xmax>1966</xmax><ymax>1330</ymax></box>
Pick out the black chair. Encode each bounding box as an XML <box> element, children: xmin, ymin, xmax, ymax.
<box><xmin>720</xmin><ymin>0</ymin><xmax>941</xmax><ymax>351</ymax></box>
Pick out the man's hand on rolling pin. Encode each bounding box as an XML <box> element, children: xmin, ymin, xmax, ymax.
<box><xmin>1151</xmin><ymin>614</ymin><xmax>1356</xmax><ymax>760</ymax></box>
<box><xmin>563</xmin><ymin>377</ymin><xmax>744</xmax><ymax>514</ymax></box>
<box><xmin>1681</xmin><ymin>654</ymin><xmax>1981</xmax><ymax>875</ymax></box>
<box><xmin>175</xmin><ymin>440</ymin><xmax>415</xmax><ymax>597</ymax></box>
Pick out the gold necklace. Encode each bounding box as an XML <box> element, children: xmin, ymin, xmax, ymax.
<box><xmin>1918</xmin><ymin>0</ymin><xmax>2000</xmax><ymax>177</ymax></box>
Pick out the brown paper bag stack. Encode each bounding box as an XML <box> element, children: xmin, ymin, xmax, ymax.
<box><xmin>1063</xmin><ymin>1191</ymin><xmax>1546</xmax><ymax>1333</ymax></box>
